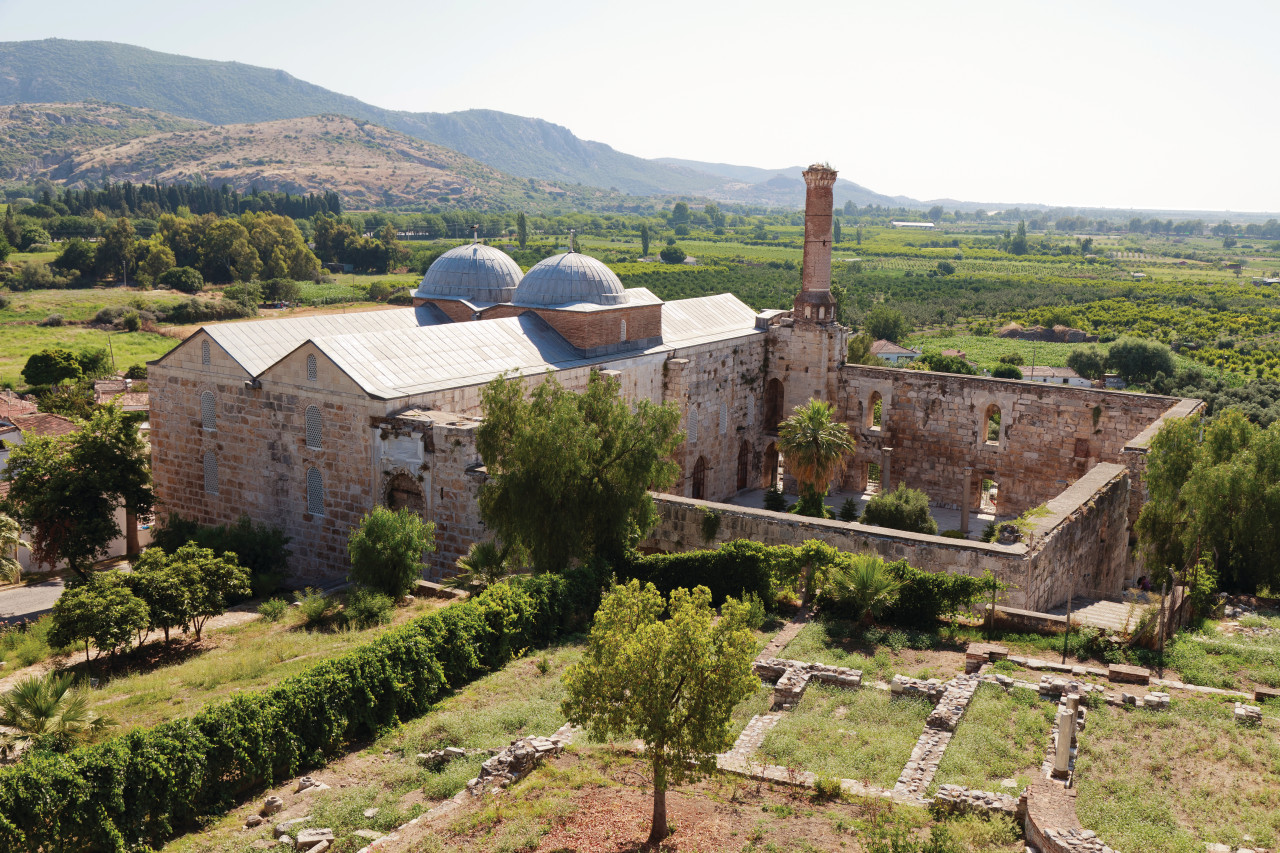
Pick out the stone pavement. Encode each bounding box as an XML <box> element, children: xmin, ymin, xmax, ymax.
<box><xmin>1044</xmin><ymin>597</ymin><xmax>1152</xmax><ymax>633</ymax></box>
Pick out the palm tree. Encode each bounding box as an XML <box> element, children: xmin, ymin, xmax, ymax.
<box><xmin>777</xmin><ymin>399</ymin><xmax>856</xmax><ymax>517</ymax></box>
<box><xmin>445</xmin><ymin>539</ymin><xmax>526</xmax><ymax>592</ymax></box>
<box><xmin>825</xmin><ymin>554</ymin><xmax>901</xmax><ymax>625</ymax></box>
<box><xmin>0</xmin><ymin>672</ymin><xmax>110</xmax><ymax>758</ymax></box>
<box><xmin>0</xmin><ymin>513</ymin><xmax>29</xmax><ymax>585</ymax></box>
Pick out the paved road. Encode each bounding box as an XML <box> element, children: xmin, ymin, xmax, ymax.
<box><xmin>0</xmin><ymin>578</ymin><xmax>66</xmax><ymax>624</ymax></box>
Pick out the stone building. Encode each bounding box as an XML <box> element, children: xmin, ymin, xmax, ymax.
<box><xmin>149</xmin><ymin>164</ymin><xmax>1198</xmax><ymax>607</ymax></box>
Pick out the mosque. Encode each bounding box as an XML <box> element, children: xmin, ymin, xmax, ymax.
<box><xmin>149</xmin><ymin>165</ymin><xmax>1190</xmax><ymax>610</ymax></box>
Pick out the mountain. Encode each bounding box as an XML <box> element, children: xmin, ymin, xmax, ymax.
<box><xmin>0</xmin><ymin>39</ymin><xmax>730</xmax><ymax>197</ymax></box>
<box><xmin>16</xmin><ymin>111</ymin><xmax>617</xmax><ymax>209</ymax></box>
<box><xmin>654</xmin><ymin>159</ymin><xmax>918</xmax><ymax>208</ymax></box>
<box><xmin>0</xmin><ymin>101</ymin><xmax>204</xmax><ymax>179</ymax></box>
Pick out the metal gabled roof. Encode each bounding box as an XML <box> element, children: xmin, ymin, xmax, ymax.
<box><xmin>305</xmin><ymin>312</ymin><xmax>603</xmax><ymax>399</ymax></box>
<box><xmin>661</xmin><ymin>293</ymin><xmax>763</xmax><ymax>348</ymax></box>
<box><xmin>201</xmin><ymin>305</ymin><xmax>449</xmax><ymax>376</ymax></box>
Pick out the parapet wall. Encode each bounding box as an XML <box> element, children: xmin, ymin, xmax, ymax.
<box><xmin>643</xmin><ymin>462</ymin><xmax>1130</xmax><ymax>611</ymax></box>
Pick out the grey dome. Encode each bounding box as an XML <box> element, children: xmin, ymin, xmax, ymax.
<box><xmin>414</xmin><ymin>243</ymin><xmax>522</xmax><ymax>303</ymax></box>
<box><xmin>513</xmin><ymin>253</ymin><xmax>627</xmax><ymax>307</ymax></box>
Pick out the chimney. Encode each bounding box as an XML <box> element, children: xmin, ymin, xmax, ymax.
<box><xmin>793</xmin><ymin>163</ymin><xmax>838</xmax><ymax>325</ymax></box>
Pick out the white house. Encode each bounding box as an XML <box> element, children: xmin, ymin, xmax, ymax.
<box><xmin>870</xmin><ymin>339</ymin><xmax>922</xmax><ymax>365</ymax></box>
<box><xmin>1023</xmin><ymin>366</ymin><xmax>1092</xmax><ymax>388</ymax></box>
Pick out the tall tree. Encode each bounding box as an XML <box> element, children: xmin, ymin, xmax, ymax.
<box><xmin>777</xmin><ymin>399</ymin><xmax>856</xmax><ymax>517</ymax></box>
<box><xmin>476</xmin><ymin>372</ymin><xmax>681</xmax><ymax>572</ymax></box>
<box><xmin>639</xmin><ymin>223</ymin><xmax>651</xmax><ymax>257</ymax></box>
<box><xmin>95</xmin><ymin>217</ymin><xmax>137</xmax><ymax>281</ymax></box>
<box><xmin>864</xmin><ymin>305</ymin><xmax>910</xmax><ymax>343</ymax></box>
<box><xmin>562</xmin><ymin>581</ymin><xmax>757</xmax><ymax>844</ymax></box>
<box><xmin>516</xmin><ymin>212</ymin><xmax>528</xmax><ymax>249</ymax></box>
<box><xmin>0</xmin><ymin>513</ymin><xmax>29</xmax><ymax>584</ymax></box>
<box><xmin>2</xmin><ymin>403</ymin><xmax>152</xmax><ymax>575</ymax></box>
<box><xmin>1010</xmin><ymin>220</ymin><xmax>1028</xmax><ymax>255</ymax></box>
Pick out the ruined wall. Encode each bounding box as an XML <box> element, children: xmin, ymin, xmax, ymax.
<box><xmin>644</xmin><ymin>461</ymin><xmax>1132</xmax><ymax>611</ymax></box>
<box><xmin>664</xmin><ymin>335</ymin><xmax>770</xmax><ymax>503</ymax></box>
<box><xmin>835</xmin><ymin>365</ymin><xmax>1181</xmax><ymax>517</ymax></box>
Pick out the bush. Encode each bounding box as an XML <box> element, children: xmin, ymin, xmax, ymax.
<box><xmin>158</xmin><ymin>266</ymin><xmax>203</xmax><ymax>294</ymax></box>
<box><xmin>862</xmin><ymin>484</ymin><xmax>938</xmax><ymax>535</ymax></box>
<box><xmin>659</xmin><ymin>245</ymin><xmax>687</xmax><ymax>264</ymax></box>
<box><xmin>0</xmin><ymin>569</ymin><xmax>605</xmax><ymax>851</ymax></box>
<box><xmin>293</xmin><ymin>587</ymin><xmax>337</xmax><ymax>627</ymax></box>
<box><xmin>838</xmin><ymin>498</ymin><xmax>860</xmax><ymax>522</ymax></box>
<box><xmin>124</xmin><ymin>364</ymin><xmax>148</xmax><ymax>381</ymax></box>
<box><xmin>37</xmin><ymin>313</ymin><xmax>63</xmax><ymax>328</ymax></box>
<box><xmin>263</xmin><ymin>278</ymin><xmax>302</xmax><ymax>303</ymax></box>
<box><xmin>343</xmin><ymin>588</ymin><xmax>394</xmax><ymax>629</ymax></box>
<box><xmin>884</xmin><ymin>561</ymin><xmax>984</xmax><ymax>629</ymax></box>
<box><xmin>622</xmin><ymin>540</ymin><xmax>793</xmax><ymax>607</ymax></box>
<box><xmin>347</xmin><ymin>506</ymin><xmax>436</xmax><ymax>599</ymax></box>
<box><xmin>763</xmin><ymin>486</ymin><xmax>787</xmax><ymax>512</ymax></box>
<box><xmin>151</xmin><ymin>514</ymin><xmax>290</xmax><ymax>598</ymax></box>
<box><xmin>257</xmin><ymin>598</ymin><xmax>289</xmax><ymax>622</ymax></box>
<box><xmin>991</xmin><ymin>364</ymin><xmax>1023</xmax><ymax>380</ymax></box>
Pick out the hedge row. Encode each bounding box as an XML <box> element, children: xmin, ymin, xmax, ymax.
<box><xmin>622</xmin><ymin>540</ymin><xmax>797</xmax><ymax>606</ymax></box>
<box><xmin>0</xmin><ymin>566</ymin><xmax>603</xmax><ymax>852</ymax></box>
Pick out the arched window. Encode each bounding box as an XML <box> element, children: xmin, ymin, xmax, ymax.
<box><xmin>620</xmin><ymin>319</ymin><xmax>627</xmax><ymax>342</ymax></box>
<box><xmin>868</xmin><ymin>391</ymin><xmax>883</xmax><ymax>430</ymax></box>
<box><xmin>719</xmin><ymin>401</ymin><xmax>728</xmax><ymax>434</ymax></box>
<box><xmin>306</xmin><ymin>354</ymin><xmax>317</xmax><ymax>382</ymax></box>
<box><xmin>692</xmin><ymin>456</ymin><xmax>707</xmax><ymax>500</ymax></box>
<box><xmin>200</xmin><ymin>391</ymin><xmax>216</xmax><ymax>431</ymax></box>
<box><xmin>737</xmin><ymin>440</ymin><xmax>750</xmax><ymax>490</ymax></box>
<box><xmin>687</xmin><ymin>406</ymin><xmax>699</xmax><ymax>444</ymax></box>
<box><xmin>984</xmin><ymin>404</ymin><xmax>1001</xmax><ymax>445</ymax></box>
<box><xmin>201</xmin><ymin>340</ymin><xmax>211</xmax><ymax>366</ymax></box>
<box><xmin>745</xmin><ymin>397</ymin><xmax>755</xmax><ymax>426</ymax></box>
<box><xmin>763</xmin><ymin>378</ymin><xmax>784</xmax><ymax>432</ymax></box>
<box><xmin>203</xmin><ymin>450</ymin><xmax>218</xmax><ymax>494</ymax></box>
<box><xmin>306</xmin><ymin>467</ymin><xmax>325</xmax><ymax>516</ymax></box>
<box><xmin>387</xmin><ymin>473</ymin><xmax>425</xmax><ymax>515</ymax></box>
<box><xmin>305</xmin><ymin>405</ymin><xmax>322</xmax><ymax>449</ymax></box>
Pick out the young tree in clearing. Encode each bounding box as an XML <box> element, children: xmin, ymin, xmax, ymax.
<box><xmin>165</xmin><ymin>543</ymin><xmax>251</xmax><ymax>641</ymax></box>
<box><xmin>347</xmin><ymin>505</ymin><xmax>436</xmax><ymax>599</ymax></box>
<box><xmin>562</xmin><ymin>581</ymin><xmax>757</xmax><ymax>844</ymax></box>
<box><xmin>777</xmin><ymin>399</ymin><xmax>856</xmax><ymax>517</ymax></box>
<box><xmin>476</xmin><ymin>372</ymin><xmax>681</xmax><ymax>572</ymax></box>
<box><xmin>516</xmin><ymin>212</ymin><xmax>528</xmax><ymax>249</ymax></box>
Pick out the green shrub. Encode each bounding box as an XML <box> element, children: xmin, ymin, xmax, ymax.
<box><xmin>884</xmin><ymin>561</ymin><xmax>984</xmax><ymax>629</ymax></box>
<box><xmin>347</xmin><ymin>506</ymin><xmax>436</xmax><ymax>599</ymax></box>
<box><xmin>151</xmin><ymin>513</ymin><xmax>290</xmax><ymax>599</ymax></box>
<box><xmin>158</xmin><ymin>266</ymin><xmax>203</xmax><ymax>294</ymax></box>
<box><xmin>991</xmin><ymin>364</ymin><xmax>1023</xmax><ymax>380</ymax></box>
<box><xmin>622</xmin><ymin>540</ymin><xmax>791</xmax><ymax>607</ymax></box>
<box><xmin>294</xmin><ymin>587</ymin><xmax>337</xmax><ymax>627</ymax></box>
<box><xmin>812</xmin><ymin>775</ymin><xmax>843</xmax><ymax>801</ymax></box>
<box><xmin>0</xmin><ymin>567</ymin><xmax>604</xmax><ymax>852</ymax></box>
<box><xmin>343</xmin><ymin>588</ymin><xmax>394</xmax><ymax>629</ymax></box>
<box><xmin>862</xmin><ymin>484</ymin><xmax>938</xmax><ymax>535</ymax></box>
<box><xmin>838</xmin><ymin>498</ymin><xmax>860</xmax><ymax>522</ymax></box>
<box><xmin>763</xmin><ymin>486</ymin><xmax>787</xmax><ymax>512</ymax></box>
<box><xmin>940</xmin><ymin>529</ymin><xmax>967</xmax><ymax>539</ymax></box>
<box><xmin>257</xmin><ymin>598</ymin><xmax>289</xmax><ymax>622</ymax></box>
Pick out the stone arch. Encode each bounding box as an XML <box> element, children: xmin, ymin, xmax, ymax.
<box><xmin>763</xmin><ymin>378</ymin><xmax>784</xmax><ymax>432</ymax></box>
<box><xmin>386</xmin><ymin>472</ymin><xmax>426</xmax><ymax>516</ymax></box>
<box><xmin>737</xmin><ymin>440</ymin><xmax>750</xmax><ymax>490</ymax></box>
<box><xmin>692</xmin><ymin>456</ymin><xmax>708</xmax><ymax>500</ymax></box>
<box><xmin>984</xmin><ymin>403</ymin><xmax>1002</xmax><ymax>445</ymax></box>
<box><xmin>868</xmin><ymin>390</ymin><xmax>883</xmax><ymax>429</ymax></box>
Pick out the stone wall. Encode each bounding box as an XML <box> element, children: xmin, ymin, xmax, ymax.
<box><xmin>834</xmin><ymin>364</ymin><xmax>1183</xmax><ymax>517</ymax></box>
<box><xmin>644</xmin><ymin>462</ymin><xmax>1131</xmax><ymax>611</ymax></box>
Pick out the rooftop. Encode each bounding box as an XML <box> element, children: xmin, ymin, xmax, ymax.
<box><xmin>0</xmin><ymin>413</ymin><xmax>78</xmax><ymax>438</ymax></box>
<box><xmin>870</xmin><ymin>339</ymin><xmax>920</xmax><ymax>356</ymax></box>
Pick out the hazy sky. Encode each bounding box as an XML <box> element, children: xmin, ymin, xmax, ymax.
<box><xmin>3</xmin><ymin>0</ymin><xmax>1277</xmax><ymax>212</ymax></box>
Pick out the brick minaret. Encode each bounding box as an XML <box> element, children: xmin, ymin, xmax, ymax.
<box><xmin>793</xmin><ymin>163</ymin><xmax>838</xmax><ymax>325</ymax></box>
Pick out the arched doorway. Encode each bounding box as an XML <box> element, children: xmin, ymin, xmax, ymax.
<box><xmin>692</xmin><ymin>456</ymin><xmax>708</xmax><ymax>500</ymax></box>
<box><xmin>763</xmin><ymin>378</ymin><xmax>784</xmax><ymax>432</ymax></box>
<box><xmin>386</xmin><ymin>473</ymin><xmax>426</xmax><ymax>516</ymax></box>
<box><xmin>762</xmin><ymin>443</ymin><xmax>780</xmax><ymax>490</ymax></box>
<box><xmin>737</xmin><ymin>440</ymin><xmax>750</xmax><ymax>490</ymax></box>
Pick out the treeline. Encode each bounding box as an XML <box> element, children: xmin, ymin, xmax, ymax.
<box><xmin>45</xmin><ymin>182</ymin><xmax>341</xmax><ymax>220</ymax></box>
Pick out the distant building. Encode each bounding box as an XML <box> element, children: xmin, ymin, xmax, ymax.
<box><xmin>1024</xmin><ymin>366</ymin><xmax>1091</xmax><ymax>388</ymax></box>
<box><xmin>890</xmin><ymin>221</ymin><xmax>936</xmax><ymax>229</ymax></box>
<box><xmin>869</xmin><ymin>339</ymin><xmax>921</xmax><ymax>365</ymax></box>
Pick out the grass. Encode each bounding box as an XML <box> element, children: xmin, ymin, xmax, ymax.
<box><xmin>758</xmin><ymin>683</ymin><xmax>931</xmax><ymax>787</ymax></box>
<box><xmin>159</xmin><ymin>639</ymin><xmax>588</xmax><ymax>853</ymax></box>
<box><xmin>780</xmin><ymin>619</ymin><xmax>967</xmax><ymax>682</ymax></box>
<box><xmin>0</xmin><ymin>325</ymin><xmax>176</xmax><ymax>386</ymax></box>
<box><xmin>0</xmin><ymin>286</ymin><xmax>187</xmax><ymax>324</ymax></box>
<box><xmin>0</xmin><ymin>615</ymin><xmax>59</xmax><ymax>669</ymax></box>
<box><xmin>930</xmin><ymin>683</ymin><xmax>1055</xmax><ymax>793</ymax></box>
<box><xmin>1163</xmin><ymin>627</ymin><xmax>1280</xmax><ymax>691</ymax></box>
<box><xmin>1075</xmin><ymin>696</ymin><xmax>1280</xmax><ymax>851</ymax></box>
<box><xmin>87</xmin><ymin>598</ymin><xmax>445</xmax><ymax>732</ymax></box>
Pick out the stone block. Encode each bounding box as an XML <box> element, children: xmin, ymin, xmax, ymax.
<box><xmin>1235</xmin><ymin>702</ymin><xmax>1263</xmax><ymax>725</ymax></box>
<box><xmin>1107</xmin><ymin>664</ymin><xmax>1151</xmax><ymax>685</ymax></box>
<box><xmin>1255</xmin><ymin>685</ymin><xmax>1280</xmax><ymax>703</ymax></box>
